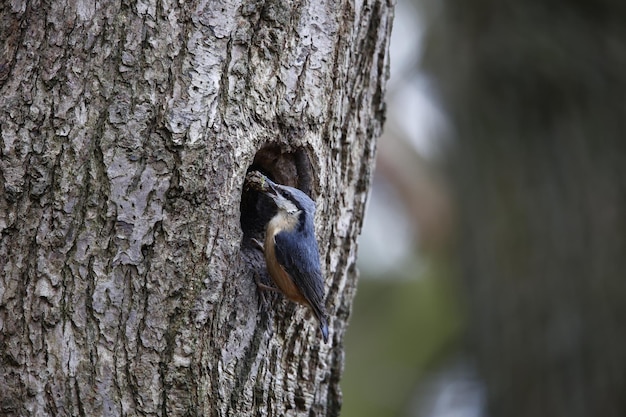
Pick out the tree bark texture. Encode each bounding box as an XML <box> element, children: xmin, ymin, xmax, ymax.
<box><xmin>0</xmin><ymin>0</ymin><xmax>393</xmax><ymax>415</ymax></box>
<box><xmin>425</xmin><ymin>1</ymin><xmax>626</xmax><ymax>417</ymax></box>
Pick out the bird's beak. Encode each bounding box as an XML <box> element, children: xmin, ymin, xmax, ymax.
<box><xmin>262</xmin><ymin>178</ymin><xmax>291</xmax><ymax>208</ymax></box>
<box><xmin>265</xmin><ymin>179</ymin><xmax>279</xmax><ymax>196</ymax></box>
<box><xmin>261</xmin><ymin>177</ymin><xmax>280</xmax><ymax>199</ymax></box>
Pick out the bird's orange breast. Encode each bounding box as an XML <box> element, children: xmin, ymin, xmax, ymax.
<box><xmin>264</xmin><ymin>231</ymin><xmax>307</xmax><ymax>305</ymax></box>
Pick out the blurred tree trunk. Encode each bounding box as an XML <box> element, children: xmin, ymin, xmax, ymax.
<box><xmin>0</xmin><ymin>1</ymin><xmax>392</xmax><ymax>415</ymax></box>
<box><xmin>425</xmin><ymin>1</ymin><xmax>626</xmax><ymax>417</ymax></box>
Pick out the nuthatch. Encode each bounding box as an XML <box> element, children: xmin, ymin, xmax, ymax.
<box><xmin>246</xmin><ymin>171</ymin><xmax>329</xmax><ymax>343</ymax></box>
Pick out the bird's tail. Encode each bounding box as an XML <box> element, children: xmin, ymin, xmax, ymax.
<box><xmin>318</xmin><ymin>315</ymin><xmax>329</xmax><ymax>343</ymax></box>
<box><xmin>308</xmin><ymin>294</ymin><xmax>329</xmax><ymax>343</ymax></box>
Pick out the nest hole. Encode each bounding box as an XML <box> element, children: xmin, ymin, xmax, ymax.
<box><xmin>240</xmin><ymin>144</ymin><xmax>315</xmax><ymax>241</ymax></box>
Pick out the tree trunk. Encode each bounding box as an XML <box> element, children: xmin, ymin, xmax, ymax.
<box><xmin>0</xmin><ymin>1</ymin><xmax>393</xmax><ymax>415</ymax></box>
<box><xmin>425</xmin><ymin>1</ymin><xmax>626</xmax><ymax>417</ymax></box>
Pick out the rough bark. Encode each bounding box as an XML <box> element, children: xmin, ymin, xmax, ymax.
<box><xmin>0</xmin><ymin>0</ymin><xmax>393</xmax><ymax>415</ymax></box>
<box><xmin>425</xmin><ymin>1</ymin><xmax>626</xmax><ymax>417</ymax></box>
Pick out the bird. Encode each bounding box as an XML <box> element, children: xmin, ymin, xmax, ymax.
<box><xmin>248</xmin><ymin>172</ymin><xmax>329</xmax><ymax>343</ymax></box>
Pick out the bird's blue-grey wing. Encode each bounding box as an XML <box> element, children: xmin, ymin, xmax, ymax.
<box><xmin>274</xmin><ymin>228</ymin><xmax>329</xmax><ymax>341</ymax></box>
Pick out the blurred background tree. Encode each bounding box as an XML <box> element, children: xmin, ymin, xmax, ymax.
<box><xmin>342</xmin><ymin>0</ymin><xmax>626</xmax><ymax>416</ymax></box>
<box><xmin>341</xmin><ymin>1</ymin><xmax>466</xmax><ymax>416</ymax></box>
